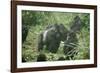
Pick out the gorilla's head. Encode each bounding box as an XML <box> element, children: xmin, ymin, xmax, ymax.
<box><xmin>70</xmin><ymin>16</ymin><xmax>82</xmax><ymax>33</ymax></box>
<box><xmin>57</xmin><ymin>24</ymin><xmax>67</xmax><ymax>41</ymax></box>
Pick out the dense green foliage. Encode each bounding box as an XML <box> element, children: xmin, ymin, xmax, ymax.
<box><xmin>22</xmin><ymin>10</ymin><xmax>90</xmax><ymax>62</ymax></box>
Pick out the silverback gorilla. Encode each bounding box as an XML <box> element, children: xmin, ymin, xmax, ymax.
<box><xmin>63</xmin><ymin>16</ymin><xmax>82</xmax><ymax>59</ymax></box>
<box><xmin>38</xmin><ymin>24</ymin><xmax>67</xmax><ymax>53</ymax></box>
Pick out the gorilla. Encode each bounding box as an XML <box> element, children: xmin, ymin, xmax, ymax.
<box><xmin>63</xmin><ymin>16</ymin><xmax>82</xmax><ymax>59</ymax></box>
<box><xmin>38</xmin><ymin>24</ymin><xmax>67</xmax><ymax>53</ymax></box>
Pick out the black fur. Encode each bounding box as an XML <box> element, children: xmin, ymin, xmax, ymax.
<box><xmin>38</xmin><ymin>24</ymin><xmax>67</xmax><ymax>53</ymax></box>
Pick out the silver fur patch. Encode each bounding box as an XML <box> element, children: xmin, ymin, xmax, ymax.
<box><xmin>43</xmin><ymin>27</ymin><xmax>55</xmax><ymax>42</ymax></box>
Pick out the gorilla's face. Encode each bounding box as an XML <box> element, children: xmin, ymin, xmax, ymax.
<box><xmin>58</xmin><ymin>24</ymin><xmax>67</xmax><ymax>41</ymax></box>
<box><xmin>70</xmin><ymin>16</ymin><xmax>82</xmax><ymax>33</ymax></box>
